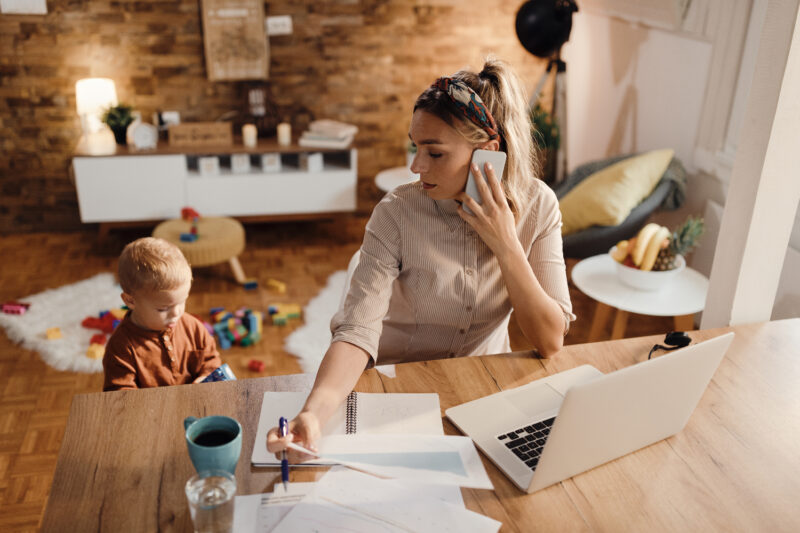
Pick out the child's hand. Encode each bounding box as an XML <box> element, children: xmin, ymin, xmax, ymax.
<box><xmin>266</xmin><ymin>411</ymin><xmax>321</xmax><ymax>463</ymax></box>
<box><xmin>192</xmin><ymin>373</ymin><xmax>209</xmax><ymax>383</ymax></box>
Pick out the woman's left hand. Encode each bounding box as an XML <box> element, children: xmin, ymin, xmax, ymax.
<box><xmin>457</xmin><ymin>162</ymin><xmax>524</xmax><ymax>260</ymax></box>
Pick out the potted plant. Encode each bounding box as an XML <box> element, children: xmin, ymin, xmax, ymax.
<box><xmin>530</xmin><ymin>102</ymin><xmax>560</xmax><ymax>185</ymax></box>
<box><xmin>102</xmin><ymin>103</ymin><xmax>135</xmax><ymax>145</ymax></box>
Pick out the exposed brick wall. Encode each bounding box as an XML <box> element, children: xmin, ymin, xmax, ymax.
<box><xmin>0</xmin><ymin>0</ymin><xmax>547</xmax><ymax>233</ymax></box>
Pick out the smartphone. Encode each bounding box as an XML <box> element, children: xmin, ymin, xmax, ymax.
<box><xmin>464</xmin><ymin>149</ymin><xmax>507</xmax><ymax>214</ymax></box>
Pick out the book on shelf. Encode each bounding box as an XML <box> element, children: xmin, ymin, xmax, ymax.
<box><xmin>251</xmin><ymin>390</ymin><xmax>442</xmax><ymax>466</ymax></box>
<box><xmin>298</xmin><ymin>133</ymin><xmax>354</xmax><ymax>149</ymax></box>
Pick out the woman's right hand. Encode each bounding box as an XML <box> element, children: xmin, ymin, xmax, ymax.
<box><xmin>266</xmin><ymin>410</ymin><xmax>322</xmax><ymax>463</ymax></box>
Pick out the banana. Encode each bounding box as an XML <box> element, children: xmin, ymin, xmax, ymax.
<box><xmin>610</xmin><ymin>240</ymin><xmax>628</xmax><ymax>262</ymax></box>
<box><xmin>640</xmin><ymin>226</ymin><xmax>671</xmax><ymax>271</ymax></box>
<box><xmin>632</xmin><ymin>223</ymin><xmax>661</xmax><ymax>266</ymax></box>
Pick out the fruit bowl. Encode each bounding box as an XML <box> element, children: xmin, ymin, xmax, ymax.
<box><xmin>610</xmin><ymin>246</ymin><xmax>685</xmax><ymax>291</ymax></box>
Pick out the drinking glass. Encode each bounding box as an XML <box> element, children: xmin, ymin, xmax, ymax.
<box><xmin>185</xmin><ymin>470</ymin><xmax>236</xmax><ymax>533</ymax></box>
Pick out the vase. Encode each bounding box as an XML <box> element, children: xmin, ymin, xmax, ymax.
<box><xmin>111</xmin><ymin>127</ymin><xmax>128</xmax><ymax>145</ymax></box>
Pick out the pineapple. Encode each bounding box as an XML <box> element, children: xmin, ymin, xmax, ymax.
<box><xmin>653</xmin><ymin>216</ymin><xmax>705</xmax><ymax>271</ymax></box>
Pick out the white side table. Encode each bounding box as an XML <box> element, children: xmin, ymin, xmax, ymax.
<box><xmin>375</xmin><ymin>166</ymin><xmax>418</xmax><ymax>193</ymax></box>
<box><xmin>571</xmin><ymin>254</ymin><xmax>709</xmax><ymax>341</ymax></box>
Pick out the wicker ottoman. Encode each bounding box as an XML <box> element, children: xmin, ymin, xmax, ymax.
<box><xmin>152</xmin><ymin>217</ymin><xmax>249</xmax><ymax>283</ymax></box>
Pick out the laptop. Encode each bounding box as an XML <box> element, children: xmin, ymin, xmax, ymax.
<box><xmin>445</xmin><ymin>332</ymin><xmax>734</xmax><ymax>493</ymax></box>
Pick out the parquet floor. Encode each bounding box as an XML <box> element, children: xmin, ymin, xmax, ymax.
<box><xmin>0</xmin><ymin>216</ymin><xmax>674</xmax><ymax>531</ymax></box>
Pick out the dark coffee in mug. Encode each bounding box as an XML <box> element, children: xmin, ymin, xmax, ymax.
<box><xmin>193</xmin><ymin>429</ymin><xmax>237</xmax><ymax>447</ymax></box>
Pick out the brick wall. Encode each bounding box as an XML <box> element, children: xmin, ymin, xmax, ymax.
<box><xmin>0</xmin><ymin>0</ymin><xmax>547</xmax><ymax>233</ymax></box>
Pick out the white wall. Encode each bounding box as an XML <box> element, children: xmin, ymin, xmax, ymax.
<box><xmin>563</xmin><ymin>12</ymin><xmax>712</xmax><ymax>172</ymax></box>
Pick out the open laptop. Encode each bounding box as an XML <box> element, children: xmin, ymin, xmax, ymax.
<box><xmin>445</xmin><ymin>332</ymin><xmax>734</xmax><ymax>493</ymax></box>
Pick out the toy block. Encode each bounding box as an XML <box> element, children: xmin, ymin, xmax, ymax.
<box><xmin>243</xmin><ymin>279</ymin><xmax>258</xmax><ymax>290</ymax></box>
<box><xmin>181</xmin><ymin>207</ymin><xmax>201</xmax><ymax>220</ymax></box>
<box><xmin>266</xmin><ymin>278</ymin><xmax>286</xmax><ymax>294</ymax></box>
<box><xmin>90</xmin><ymin>333</ymin><xmax>107</xmax><ymax>345</ymax></box>
<box><xmin>180</xmin><ymin>232</ymin><xmax>198</xmax><ymax>242</ymax></box>
<box><xmin>110</xmin><ymin>308</ymin><xmax>127</xmax><ymax>320</ymax></box>
<box><xmin>99</xmin><ymin>310</ymin><xmax>109</xmax><ymax>318</ymax></box>
<box><xmin>112</xmin><ymin>319</ymin><xmax>121</xmax><ymax>330</ymax></box>
<box><xmin>213</xmin><ymin>311</ymin><xmax>233</xmax><ymax>323</ymax></box>
<box><xmin>235</xmin><ymin>324</ymin><xmax>248</xmax><ymax>338</ymax></box>
<box><xmin>209</xmin><ymin>306</ymin><xmax>225</xmax><ymax>315</ymax></box>
<box><xmin>240</xmin><ymin>336</ymin><xmax>253</xmax><ymax>347</ymax></box>
<box><xmin>86</xmin><ymin>343</ymin><xmax>105</xmax><ymax>360</ymax></box>
<box><xmin>247</xmin><ymin>313</ymin><xmax>259</xmax><ymax>334</ymax></box>
<box><xmin>46</xmin><ymin>327</ymin><xmax>62</xmax><ymax>340</ymax></box>
<box><xmin>248</xmin><ymin>331</ymin><xmax>261</xmax><ymax>343</ymax></box>
<box><xmin>226</xmin><ymin>330</ymin><xmax>237</xmax><ymax>342</ymax></box>
<box><xmin>213</xmin><ymin>322</ymin><xmax>228</xmax><ymax>334</ymax></box>
<box><xmin>248</xmin><ymin>359</ymin><xmax>265</xmax><ymax>372</ymax></box>
<box><xmin>217</xmin><ymin>334</ymin><xmax>232</xmax><ymax>350</ymax></box>
<box><xmin>2</xmin><ymin>303</ymin><xmax>28</xmax><ymax>315</ymax></box>
<box><xmin>283</xmin><ymin>304</ymin><xmax>302</xmax><ymax>319</ymax></box>
<box><xmin>272</xmin><ymin>314</ymin><xmax>288</xmax><ymax>326</ymax></box>
<box><xmin>267</xmin><ymin>305</ymin><xmax>279</xmax><ymax>315</ymax></box>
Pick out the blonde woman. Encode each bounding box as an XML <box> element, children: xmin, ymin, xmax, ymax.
<box><xmin>269</xmin><ymin>58</ymin><xmax>575</xmax><ymax>460</ymax></box>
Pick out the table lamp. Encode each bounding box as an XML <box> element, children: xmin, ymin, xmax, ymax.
<box><xmin>75</xmin><ymin>78</ymin><xmax>118</xmax><ymax>155</ymax></box>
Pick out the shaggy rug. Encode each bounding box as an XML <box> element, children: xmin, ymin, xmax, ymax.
<box><xmin>0</xmin><ymin>273</ymin><xmax>124</xmax><ymax>373</ymax></box>
<box><xmin>284</xmin><ymin>270</ymin><xmax>396</xmax><ymax>378</ymax></box>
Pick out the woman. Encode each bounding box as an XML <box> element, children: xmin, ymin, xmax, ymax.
<box><xmin>268</xmin><ymin>58</ymin><xmax>574</xmax><ymax>460</ymax></box>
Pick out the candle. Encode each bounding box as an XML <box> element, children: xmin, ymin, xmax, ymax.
<box><xmin>242</xmin><ymin>124</ymin><xmax>257</xmax><ymax>148</ymax></box>
<box><xmin>277</xmin><ymin>122</ymin><xmax>291</xmax><ymax>146</ymax></box>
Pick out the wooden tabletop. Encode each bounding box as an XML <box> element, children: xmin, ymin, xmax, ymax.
<box><xmin>41</xmin><ymin>319</ymin><xmax>800</xmax><ymax>532</ymax></box>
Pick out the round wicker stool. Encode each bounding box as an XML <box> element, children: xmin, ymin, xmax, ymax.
<box><xmin>152</xmin><ymin>217</ymin><xmax>249</xmax><ymax>283</ymax></box>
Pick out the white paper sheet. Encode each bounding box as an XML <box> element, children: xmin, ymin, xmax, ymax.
<box><xmin>288</xmin><ymin>434</ymin><xmax>494</xmax><ymax>489</ymax></box>
<box><xmin>273</xmin><ymin>468</ymin><xmax>500</xmax><ymax>533</ymax></box>
<box><xmin>232</xmin><ymin>483</ymin><xmax>316</xmax><ymax>533</ymax></box>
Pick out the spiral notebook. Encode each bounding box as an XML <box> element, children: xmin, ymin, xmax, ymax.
<box><xmin>251</xmin><ymin>391</ymin><xmax>443</xmax><ymax>466</ymax></box>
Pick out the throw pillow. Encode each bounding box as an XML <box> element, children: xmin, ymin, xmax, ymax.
<box><xmin>559</xmin><ymin>149</ymin><xmax>674</xmax><ymax>235</ymax></box>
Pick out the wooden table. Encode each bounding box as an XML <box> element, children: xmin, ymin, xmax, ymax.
<box><xmin>42</xmin><ymin>319</ymin><xmax>800</xmax><ymax>532</ymax></box>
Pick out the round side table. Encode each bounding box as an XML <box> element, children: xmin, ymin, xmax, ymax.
<box><xmin>152</xmin><ymin>217</ymin><xmax>249</xmax><ymax>284</ymax></box>
<box><xmin>375</xmin><ymin>166</ymin><xmax>418</xmax><ymax>193</ymax></box>
<box><xmin>571</xmin><ymin>254</ymin><xmax>708</xmax><ymax>341</ymax></box>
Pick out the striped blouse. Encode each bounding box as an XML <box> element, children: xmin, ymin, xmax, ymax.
<box><xmin>331</xmin><ymin>178</ymin><xmax>575</xmax><ymax>366</ymax></box>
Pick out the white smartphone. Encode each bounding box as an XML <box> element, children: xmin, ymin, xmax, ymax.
<box><xmin>464</xmin><ymin>149</ymin><xmax>507</xmax><ymax>214</ymax></box>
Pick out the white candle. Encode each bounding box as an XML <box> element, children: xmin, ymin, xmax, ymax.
<box><xmin>277</xmin><ymin>122</ymin><xmax>291</xmax><ymax>146</ymax></box>
<box><xmin>242</xmin><ymin>124</ymin><xmax>257</xmax><ymax>148</ymax></box>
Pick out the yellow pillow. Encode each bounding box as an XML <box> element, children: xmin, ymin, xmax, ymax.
<box><xmin>559</xmin><ymin>149</ymin><xmax>674</xmax><ymax>236</ymax></box>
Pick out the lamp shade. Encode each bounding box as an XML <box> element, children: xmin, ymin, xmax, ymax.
<box><xmin>75</xmin><ymin>78</ymin><xmax>118</xmax><ymax>132</ymax></box>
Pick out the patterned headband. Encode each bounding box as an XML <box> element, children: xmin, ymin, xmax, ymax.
<box><xmin>432</xmin><ymin>77</ymin><xmax>499</xmax><ymax>140</ymax></box>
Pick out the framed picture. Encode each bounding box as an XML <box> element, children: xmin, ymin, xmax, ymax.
<box><xmin>200</xmin><ymin>0</ymin><xmax>269</xmax><ymax>81</ymax></box>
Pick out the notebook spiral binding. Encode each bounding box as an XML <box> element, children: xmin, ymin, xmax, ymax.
<box><xmin>345</xmin><ymin>391</ymin><xmax>358</xmax><ymax>434</ymax></box>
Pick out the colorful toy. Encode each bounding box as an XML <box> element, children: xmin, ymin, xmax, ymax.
<box><xmin>201</xmin><ymin>363</ymin><xmax>237</xmax><ymax>382</ymax></box>
<box><xmin>208</xmin><ymin>307</ymin><xmax>263</xmax><ymax>349</ymax></box>
<box><xmin>181</xmin><ymin>207</ymin><xmax>201</xmax><ymax>220</ymax></box>
<box><xmin>86</xmin><ymin>343</ymin><xmax>105</xmax><ymax>360</ymax></box>
<box><xmin>2</xmin><ymin>301</ymin><xmax>30</xmax><ymax>315</ymax></box>
<box><xmin>90</xmin><ymin>333</ymin><xmax>107</xmax><ymax>345</ymax></box>
<box><xmin>266</xmin><ymin>278</ymin><xmax>286</xmax><ymax>294</ymax></box>
<box><xmin>46</xmin><ymin>327</ymin><xmax>62</xmax><ymax>340</ymax></box>
<box><xmin>243</xmin><ymin>278</ymin><xmax>259</xmax><ymax>291</ymax></box>
<box><xmin>248</xmin><ymin>359</ymin><xmax>265</xmax><ymax>372</ymax></box>
<box><xmin>180</xmin><ymin>232</ymin><xmax>198</xmax><ymax>242</ymax></box>
<box><xmin>268</xmin><ymin>303</ymin><xmax>303</xmax><ymax>325</ymax></box>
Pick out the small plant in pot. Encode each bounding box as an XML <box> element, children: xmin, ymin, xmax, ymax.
<box><xmin>102</xmin><ymin>103</ymin><xmax>135</xmax><ymax>144</ymax></box>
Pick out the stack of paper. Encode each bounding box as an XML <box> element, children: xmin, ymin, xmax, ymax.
<box><xmin>234</xmin><ymin>468</ymin><xmax>501</xmax><ymax>533</ymax></box>
<box><xmin>298</xmin><ymin>119</ymin><xmax>357</xmax><ymax>149</ymax></box>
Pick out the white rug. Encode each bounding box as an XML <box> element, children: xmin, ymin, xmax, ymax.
<box><xmin>284</xmin><ymin>270</ymin><xmax>396</xmax><ymax>378</ymax></box>
<box><xmin>0</xmin><ymin>273</ymin><xmax>124</xmax><ymax>373</ymax></box>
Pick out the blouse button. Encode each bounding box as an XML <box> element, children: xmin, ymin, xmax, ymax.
<box><xmin>466</xmin><ymin>306</ymin><xmax>473</xmax><ymax>312</ymax></box>
<box><xmin>466</xmin><ymin>269</ymin><xmax>474</xmax><ymax>276</ymax></box>
<box><xmin>459</xmin><ymin>329</ymin><xmax>465</xmax><ymax>334</ymax></box>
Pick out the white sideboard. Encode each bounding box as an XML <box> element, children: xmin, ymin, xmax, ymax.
<box><xmin>72</xmin><ymin>139</ymin><xmax>357</xmax><ymax>224</ymax></box>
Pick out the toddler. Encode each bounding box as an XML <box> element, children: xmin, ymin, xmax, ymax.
<box><xmin>103</xmin><ymin>237</ymin><xmax>221</xmax><ymax>391</ymax></box>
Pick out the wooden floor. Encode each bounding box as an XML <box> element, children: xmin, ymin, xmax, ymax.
<box><xmin>0</xmin><ymin>216</ymin><xmax>675</xmax><ymax>532</ymax></box>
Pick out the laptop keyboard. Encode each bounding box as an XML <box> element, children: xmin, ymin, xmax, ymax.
<box><xmin>496</xmin><ymin>417</ymin><xmax>555</xmax><ymax>471</ymax></box>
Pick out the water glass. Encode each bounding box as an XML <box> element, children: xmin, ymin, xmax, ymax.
<box><xmin>185</xmin><ymin>470</ymin><xmax>236</xmax><ymax>533</ymax></box>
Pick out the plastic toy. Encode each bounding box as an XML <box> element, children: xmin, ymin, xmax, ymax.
<box><xmin>46</xmin><ymin>327</ymin><xmax>62</xmax><ymax>340</ymax></box>
<box><xmin>208</xmin><ymin>307</ymin><xmax>263</xmax><ymax>349</ymax></box>
<box><xmin>180</xmin><ymin>232</ymin><xmax>198</xmax><ymax>242</ymax></box>
<box><xmin>201</xmin><ymin>363</ymin><xmax>237</xmax><ymax>382</ymax></box>
<box><xmin>266</xmin><ymin>278</ymin><xmax>286</xmax><ymax>294</ymax></box>
<box><xmin>90</xmin><ymin>333</ymin><xmax>107</xmax><ymax>345</ymax></box>
<box><xmin>86</xmin><ymin>343</ymin><xmax>105</xmax><ymax>360</ymax></box>
<box><xmin>243</xmin><ymin>278</ymin><xmax>258</xmax><ymax>290</ymax></box>
<box><xmin>248</xmin><ymin>359</ymin><xmax>265</xmax><ymax>372</ymax></box>
<box><xmin>2</xmin><ymin>301</ymin><xmax>30</xmax><ymax>314</ymax></box>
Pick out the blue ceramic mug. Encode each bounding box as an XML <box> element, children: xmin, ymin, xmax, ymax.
<box><xmin>183</xmin><ymin>415</ymin><xmax>242</xmax><ymax>475</ymax></box>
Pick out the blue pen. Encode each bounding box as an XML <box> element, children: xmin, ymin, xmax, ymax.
<box><xmin>279</xmin><ymin>417</ymin><xmax>289</xmax><ymax>491</ymax></box>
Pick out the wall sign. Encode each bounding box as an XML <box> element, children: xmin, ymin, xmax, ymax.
<box><xmin>200</xmin><ymin>0</ymin><xmax>269</xmax><ymax>81</ymax></box>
